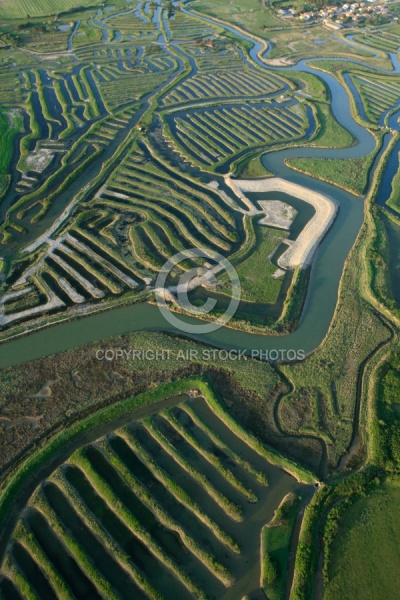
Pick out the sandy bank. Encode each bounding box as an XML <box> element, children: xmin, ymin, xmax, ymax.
<box><xmin>264</xmin><ymin>57</ymin><xmax>295</xmax><ymax>67</ymax></box>
<box><xmin>227</xmin><ymin>176</ymin><xmax>338</xmax><ymax>269</ymax></box>
<box><xmin>258</xmin><ymin>200</ymin><xmax>296</xmax><ymax>230</ymax></box>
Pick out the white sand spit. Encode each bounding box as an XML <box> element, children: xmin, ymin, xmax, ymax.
<box><xmin>224</xmin><ymin>175</ymin><xmax>258</xmax><ymax>212</ymax></box>
<box><xmin>228</xmin><ymin>177</ymin><xmax>338</xmax><ymax>269</ymax></box>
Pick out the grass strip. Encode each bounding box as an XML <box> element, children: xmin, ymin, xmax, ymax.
<box><xmin>3</xmin><ymin>554</ymin><xmax>39</xmax><ymax>599</ymax></box>
<box><xmin>72</xmin><ymin>450</ymin><xmax>207</xmax><ymax>599</ymax></box>
<box><xmin>181</xmin><ymin>403</ymin><xmax>269</xmax><ymax>485</ymax></box>
<box><xmin>163</xmin><ymin>408</ymin><xmax>258</xmax><ymax>503</ymax></box>
<box><xmin>101</xmin><ymin>440</ymin><xmax>235</xmax><ymax>586</ymax></box>
<box><xmin>144</xmin><ymin>415</ymin><xmax>244</xmax><ymax>522</ymax></box>
<box><xmin>198</xmin><ymin>380</ymin><xmax>317</xmax><ymax>484</ymax></box>
<box><xmin>119</xmin><ymin>428</ymin><xmax>240</xmax><ymax>553</ymax></box>
<box><xmin>54</xmin><ymin>469</ymin><xmax>163</xmax><ymax>599</ymax></box>
<box><xmin>13</xmin><ymin>520</ymin><xmax>74</xmax><ymax>600</ymax></box>
<box><xmin>34</xmin><ymin>491</ymin><xmax>119</xmax><ymax>600</ymax></box>
<box><xmin>261</xmin><ymin>492</ymin><xmax>300</xmax><ymax>600</ymax></box>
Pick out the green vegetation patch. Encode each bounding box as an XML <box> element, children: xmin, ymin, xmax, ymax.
<box><xmin>0</xmin><ymin>109</ymin><xmax>23</xmax><ymax>199</ymax></box>
<box><xmin>220</xmin><ymin>226</ymin><xmax>287</xmax><ymax>304</ymax></box>
<box><xmin>189</xmin><ymin>0</ymin><xmax>288</xmax><ymax>37</ymax></box>
<box><xmin>237</xmin><ymin>153</ymin><xmax>274</xmax><ymax>179</ymax></box>
<box><xmin>0</xmin><ymin>0</ymin><xmax>100</xmax><ymax>19</ymax></box>
<box><xmin>324</xmin><ymin>478</ymin><xmax>400</xmax><ymax>600</ymax></box>
<box><xmin>310</xmin><ymin>101</ymin><xmax>355</xmax><ymax>149</ymax></box>
<box><xmin>261</xmin><ymin>492</ymin><xmax>301</xmax><ymax>600</ymax></box>
<box><xmin>386</xmin><ymin>149</ymin><xmax>400</xmax><ymax>213</ymax></box>
<box><xmin>287</xmin><ymin>151</ymin><xmax>376</xmax><ymax>196</ymax></box>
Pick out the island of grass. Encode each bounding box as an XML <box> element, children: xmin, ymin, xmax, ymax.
<box><xmin>261</xmin><ymin>492</ymin><xmax>302</xmax><ymax>600</ymax></box>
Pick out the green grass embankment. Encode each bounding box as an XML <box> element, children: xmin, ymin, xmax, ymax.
<box><xmin>163</xmin><ymin>408</ymin><xmax>258</xmax><ymax>503</ymax></box>
<box><xmin>119</xmin><ymin>428</ymin><xmax>240</xmax><ymax>553</ymax></box>
<box><xmin>0</xmin><ymin>379</ymin><xmax>202</xmax><ymax>532</ymax></box>
<box><xmin>34</xmin><ymin>489</ymin><xmax>119</xmax><ymax>600</ymax></box>
<box><xmin>2</xmin><ymin>555</ymin><xmax>38</xmax><ymax>600</ymax></box>
<box><xmin>386</xmin><ymin>149</ymin><xmax>400</xmax><ymax>213</ymax></box>
<box><xmin>277</xmin><ymin>266</ymin><xmax>310</xmax><ymax>333</ymax></box>
<box><xmin>33</xmin><ymin>70</ymin><xmax>61</xmax><ymax>126</ymax></box>
<box><xmin>13</xmin><ymin>519</ymin><xmax>75</xmax><ymax>600</ymax></box>
<box><xmin>261</xmin><ymin>492</ymin><xmax>301</xmax><ymax>600</ymax></box>
<box><xmin>144</xmin><ymin>416</ymin><xmax>244</xmax><ymax>522</ymax></box>
<box><xmin>71</xmin><ymin>449</ymin><xmax>207</xmax><ymax>599</ymax></box>
<box><xmin>199</xmin><ymin>380</ymin><xmax>317</xmax><ymax>484</ymax></box>
<box><xmin>53</xmin><ymin>80</ymin><xmax>76</xmax><ymax>139</ymax></box>
<box><xmin>53</xmin><ymin>468</ymin><xmax>163</xmax><ymax>599</ymax></box>
<box><xmin>181</xmin><ymin>403</ymin><xmax>269</xmax><ymax>485</ymax></box>
<box><xmin>99</xmin><ymin>440</ymin><xmax>235</xmax><ymax>586</ymax></box>
<box><xmin>0</xmin><ymin>373</ymin><xmax>316</xmax><ymax>548</ymax></box>
<box><xmin>18</xmin><ymin>93</ymin><xmax>42</xmax><ymax>170</ymax></box>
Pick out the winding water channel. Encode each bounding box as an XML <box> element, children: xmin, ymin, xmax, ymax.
<box><xmin>0</xmin><ymin>5</ymin><xmax>399</xmax><ymax>368</ymax></box>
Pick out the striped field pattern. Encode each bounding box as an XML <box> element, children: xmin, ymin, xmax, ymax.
<box><xmin>0</xmin><ymin>396</ymin><xmax>276</xmax><ymax>600</ymax></box>
<box><xmin>163</xmin><ymin>68</ymin><xmax>287</xmax><ymax>106</ymax></box>
<box><xmin>168</xmin><ymin>102</ymin><xmax>307</xmax><ymax>166</ymax></box>
<box><xmin>350</xmin><ymin>72</ymin><xmax>400</xmax><ymax>123</ymax></box>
